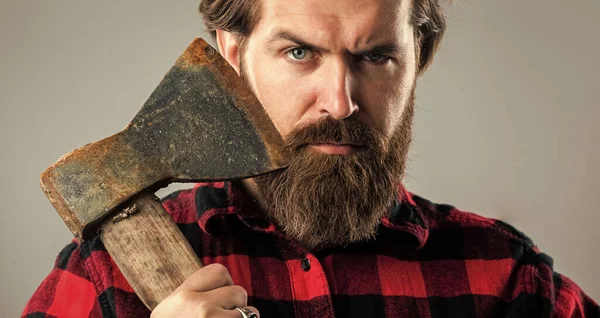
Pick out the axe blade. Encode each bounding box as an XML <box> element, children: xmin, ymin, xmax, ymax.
<box><xmin>131</xmin><ymin>37</ymin><xmax>288</xmax><ymax>180</ymax></box>
<box><xmin>41</xmin><ymin>38</ymin><xmax>288</xmax><ymax>241</ymax></box>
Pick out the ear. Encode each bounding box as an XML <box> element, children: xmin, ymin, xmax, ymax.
<box><xmin>216</xmin><ymin>29</ymin><xmax>241</xmax><ymax>75</ymax></box>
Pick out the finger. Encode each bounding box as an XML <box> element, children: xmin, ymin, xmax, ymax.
<box><xmin>196</xmin><ymin>306</ymin><xmax>246</xmax><ymax>318</ymax></box>
<box><xmin>211</xmin><ymin>308</ymin><xmax>246</xmax><ymax>318</ymax></box>
<box><xmin>202</xmin><ymin>285</ymin><xmax>248</xmax><ymax>309</ymax></box>
<box><xmin>245</xmin><ymin>306</ymin><xmax>260</xmax><ymax>318</ymax></box>
<box><xmin>226</xmin><ymin>305</ymin><xmax>260</xmax><ymax>318</ymax></box>
<box><xmin>178</xmin><ymin>263</ymin><xmax>233</xmax><ymax>292</ymax></box>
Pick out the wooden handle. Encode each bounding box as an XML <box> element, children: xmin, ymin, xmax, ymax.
<box><xmin>100</xmin><ymin>192</ymin><xmax>203</xmax><ymax>310</ymax></box>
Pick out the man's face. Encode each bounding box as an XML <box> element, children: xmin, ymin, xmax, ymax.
<box><xmin>220</xmin><ymin>0</ymin><xmax>417</xmax><ymax>249</ymax></box>
<box><xmin>241</xmin><ymin>0</ymin><xmax>416</xmax><ymax>142</ymax></box>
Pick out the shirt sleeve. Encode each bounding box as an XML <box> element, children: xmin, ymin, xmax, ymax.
<box><xmin>548</xmin><ymin>272</ymin><xmax>600</xmax><ymax>318</ymax></box>
<box><xmin>22</xmin><ymin>191</ymin><xmax>187</xmax><ymax>318</ymax></box>
<box><xmin>21</xmin><ymin>239</ymin><xmax>103</xmax><ymax>318</ymax></box>
<box><xmin>528</xmin><ymin>248</ymin><xmax>599</xmax><ymax>318</ymax></box>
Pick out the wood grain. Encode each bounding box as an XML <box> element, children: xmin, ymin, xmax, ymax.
<box><xmin>101</xmin><ymin>192</ymin><xmax>203</xmax><ymax>310</ymax></box>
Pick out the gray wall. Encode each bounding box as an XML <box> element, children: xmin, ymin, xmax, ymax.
<box><xmin>1</xmin><ymin>0</ymin><xmax>598</xmax><ymax>316</ymax></box>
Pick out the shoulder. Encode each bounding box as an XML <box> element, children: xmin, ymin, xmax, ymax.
<box><xmin>160</xmin><ymin>182</ymin><xmax>230</xmax><ymax>221</ymax></box>
<box><xmin>408</xmin><ymin>191</ymin><xmax>558</xmax><ymax>281</ymax></box>
<box><xmin>160</xmin><ymin>186</ymin><xmax>198</xmax><ymax>222</ymax></box>
<box><xmin>410</xmin><ymin>193</ymin><xmax>600</xmax><ymax>314</ymax></box>
<box><xmin>159</xmin><ymin>183</ymin><xmax>233</xmax><ymax>256</ymax></box>
<box><xmin>411</xmin><ymin>192</ymin><xmax>537</xmax><ymax>254</ymax></box>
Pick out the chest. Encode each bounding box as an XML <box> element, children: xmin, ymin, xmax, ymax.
<box><xmin>198</xmin><ymin>230</ymin><xmax>527</xmax><ymax>318</ymax></box>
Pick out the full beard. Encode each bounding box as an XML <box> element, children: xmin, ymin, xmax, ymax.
<box><xmin>253</xmin><ymin>94</ymin><xmax>415</xmax><ymax>250</ymax></box>
<box><xmin>240</xmin><ymin>48</ymin><xmax>415</xmax><ymax>249</ymax></box>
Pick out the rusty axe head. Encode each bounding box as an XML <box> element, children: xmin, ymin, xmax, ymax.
<box><xmin>40</xmin><ymin>38</ymin><xmax>288</xmax><ymax>241</ymax></box>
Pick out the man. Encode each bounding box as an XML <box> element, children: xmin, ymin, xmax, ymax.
<box><xmin>22</xmin><ymin>0</ymin><xmax>599</xmax><ymax>317</ymax></box>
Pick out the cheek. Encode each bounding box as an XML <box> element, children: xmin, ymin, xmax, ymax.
<box><xmin>358</xmin><ymin>79</ymin><xmax>410</xmax><ymax>138</ymax></box>
<box><xmin>247</xmin><ymin>58</ymin><xmax>314</xmax><ymax>138</ymax></box>
<box><xmin>375</xmin><ymin>68</ymin><xmax>416</xmax><ymax>137</ymax></box>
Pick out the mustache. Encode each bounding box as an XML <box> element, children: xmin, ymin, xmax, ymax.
<box><xmin>285</xmin><ymin>116</ymin><xmax>385</xmax><ymax>151</ymax></box>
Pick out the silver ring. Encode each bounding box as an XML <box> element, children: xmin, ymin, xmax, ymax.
<box><xmin>235</xmin><ymin>306</ymin><xmax>258</xmax><ymax>318</ymax></box>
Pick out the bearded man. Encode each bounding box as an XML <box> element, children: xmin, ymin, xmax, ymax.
<box><xmin>23</xmin><ymin>0</ymin><xmax>599</xmax><ymax>317</ymax></box>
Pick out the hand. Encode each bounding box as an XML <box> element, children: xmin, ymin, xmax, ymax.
<box><xmin>151</xmin><ymin>263</ymin><xmax>259</xmax><ymax>317</ymax></box>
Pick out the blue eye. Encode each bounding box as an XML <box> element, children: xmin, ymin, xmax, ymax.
<box><xmin>288</xmin><ymin>48</ymin><xmax>308</xmax><ymax>60</ymax></box>
<box><xmin>363</xmin><ymin>53</ymin><xmax>390</xmax><ymax>63</ymax></box>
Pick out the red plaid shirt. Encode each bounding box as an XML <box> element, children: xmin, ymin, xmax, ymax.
<box><xmin>23</xmin><ymin>181</ymin><xmax>599</xmax><ymax>317</ymax></box>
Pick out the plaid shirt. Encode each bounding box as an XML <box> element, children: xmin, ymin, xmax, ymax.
<box><xmin>23</xmin><ymin>181</ymin><xmax>599</xmax><ymax>317</ymax></box>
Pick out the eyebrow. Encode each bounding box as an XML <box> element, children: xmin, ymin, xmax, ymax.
<box><xmin>266</xmin><ymin>30</ymin><xmax>404</xmax><ymax>56</ymax></box>
<box><xmin>266</xmin><ymin>30</ymin><xmax>330</xmax><ymax>53</ymax></box>
<box><xmin>355</xmin><ymin>44</ymin><xmax>404</xmax><ymax>56</ymax></box>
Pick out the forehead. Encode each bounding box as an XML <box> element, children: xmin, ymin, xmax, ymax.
<box><xmin>255</xmin><ymin>0</ymin><xmax>413</xmax><ymax>46</ymax></box>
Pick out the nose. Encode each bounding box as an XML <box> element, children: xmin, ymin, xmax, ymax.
<box><xmin>317</xmin><ymin>58</ymin><xmax>358</xmax><ymax>120</ymax></box>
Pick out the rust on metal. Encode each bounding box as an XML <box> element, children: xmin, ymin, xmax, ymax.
<box><xmin>186</xmin><ymin>39</ymin><xmax>288</xmax><ymax>170</ymax></box>
<box><xmin>41</xmin><ymin>37</ymin><xmax>289</xmax><ymax>241</ymax></box>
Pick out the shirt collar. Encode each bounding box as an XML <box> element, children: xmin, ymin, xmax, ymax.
<box><xmin>194</xmin><ymin>181</ymin><xmax>429</xmax><ymax>249</ymax></box>
<box><xmin>382</xmin><ymin>186</ymin><xmax>430</xmax><ymax>249</ymax></box>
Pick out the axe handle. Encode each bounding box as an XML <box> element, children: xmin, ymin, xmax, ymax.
<box><xmin>100</xmin><ymin>191</ymin><xmax>203</xmax><ymax>310</ymax></box>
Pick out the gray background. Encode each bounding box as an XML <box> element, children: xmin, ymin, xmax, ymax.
<box><xmin>1</xmin><ymin>0</ymin><xmax>598</xmax><ymax>316</ymax></box>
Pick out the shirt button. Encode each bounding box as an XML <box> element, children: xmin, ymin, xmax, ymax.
<box><xmin>301</xmin><ymin>257</ymin><xmax>311</xmax><ymax>271</ymax></box>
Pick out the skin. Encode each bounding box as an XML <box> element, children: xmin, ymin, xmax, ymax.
<box><xmin>152</xmin><ymin>0</ymin><xmax>417</xmax><ymax>316</ymax></box>
<box><xmin>221</xmin><ymin>0</ymin><xmax>417</xmax><ymax>142</ymax></box>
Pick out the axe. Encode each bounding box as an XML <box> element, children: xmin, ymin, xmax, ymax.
<box><xmin>40</xmin><ymin>38</ymin><xmax>287</xmax><ymax>310</ymax></box>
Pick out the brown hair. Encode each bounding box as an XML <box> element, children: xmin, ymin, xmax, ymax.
<box><xmin>198</xmin><ymin>0</ymin><xmax>448</xmax><ymax>74</ymax></box>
